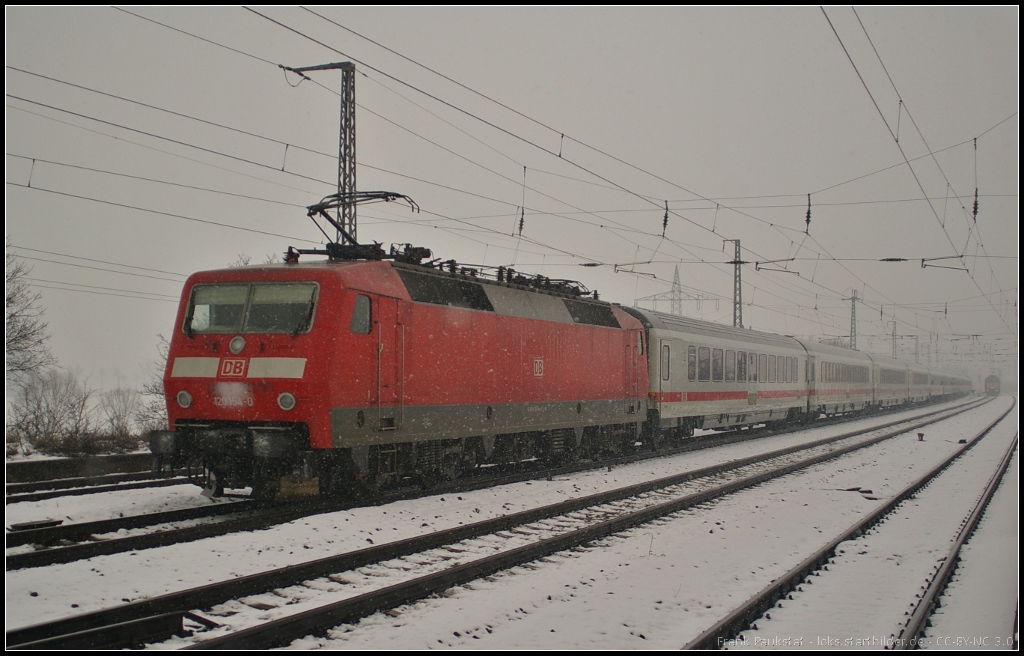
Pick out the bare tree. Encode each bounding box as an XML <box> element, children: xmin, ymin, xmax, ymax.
<box><xmin>101</xmin><ymin>386</ymin><xmax>142</xmax><ymax>438</ymax></box>
<box><xmin>136</xmin><ymin>334</ymin><xmax>169</xmax><ymax>433</ymax></box>
<box><xmin>228</xmin><ymin>252</ymin><xmax>252</xmax><ymax>268</ymax></box>
<box><xmin>6</xmin><ymin>368</ymin><xmax>94</xmax><ymax>455</ymax></box>
<box><xmin>5</xmin><ymin>246</ymin><xmax>55</xmax><ymax>383</ymax></box>
<box><xmin>229</xmin><ymin>252</ymin><xmax>279</xmax><ymax>267</ymax></box>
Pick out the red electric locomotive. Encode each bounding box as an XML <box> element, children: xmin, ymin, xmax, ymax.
<box><xmin>150</xmin><ymin>251</ymin><xmax>648</xmax><ymax>498</ymax></box>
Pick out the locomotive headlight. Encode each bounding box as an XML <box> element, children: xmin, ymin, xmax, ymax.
<box><xmin>277</xmin><ymin>392</ymin><xmax>297</xmax><ymax>411</ymax></box>
<box><xmin>229</xmin><ymin>336</ymin><xmax>246</xmax><ymax>354</ymax></box>
<box><xmin>177</xmin><ymin>390</ymin><xmax>193</xmax><ymax>409</ymax></box>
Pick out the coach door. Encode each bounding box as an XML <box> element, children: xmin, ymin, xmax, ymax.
<box><xmin>625</xmin><ymin>330</ymin><xmax>642</xmax><ymax>413</ymax></box>
<box><xmin>375</xmin><ymin>296</ymin><xmax>405</xmax><ymax>431</ymax></box>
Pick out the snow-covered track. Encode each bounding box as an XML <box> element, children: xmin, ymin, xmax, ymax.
<box><xmin>9</xmin><ymin>399</ymin><xmax>980</xmax><ymax>572</ymax></box>
<box><xmin>6</xmin><ymin>396</ymin><xmax>984</xmax><ymax>649</ymax></box>
<box><xmin>683</xmin><ymin>397</ymin><xmax>1016</xmax><ymax>649</ymax></box>
<box><xmin>6</xmin><ymin>474</ymin><xmax>192</xmax><ymax>505</ymax></box>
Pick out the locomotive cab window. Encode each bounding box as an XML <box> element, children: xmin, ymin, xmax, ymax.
<box><xmin>186</xmin><ymin>282</ymin><xmax>318</xmax><ymax>334</ymax></box>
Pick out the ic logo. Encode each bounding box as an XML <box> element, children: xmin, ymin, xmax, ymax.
<box><xmin>533</xmin><ymin>358</ymin><xmax>544</xmax><ymax>377</ymax></box>
<box><xmin>220</xmin><ymin>358</ymin><xmax>247</xmax><ymax>377</ymax></box>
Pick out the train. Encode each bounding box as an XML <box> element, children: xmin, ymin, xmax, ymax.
<box><xmin>984</xmin><ymin>375</ymin><xmax>1001</xmax><ymax>396</ymax></box>
<box><xmin>148</xmin><ymin>247</ymin><xmax>972</xmax><ymax>499</ymax></box>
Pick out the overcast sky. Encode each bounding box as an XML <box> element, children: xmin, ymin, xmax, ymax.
<box><xmin>5</xmin><ymin>7</ymin><xmax>1018</xmax><ymax>393</ymax></box>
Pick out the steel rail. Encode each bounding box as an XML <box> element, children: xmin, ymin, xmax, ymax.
<box><xmin>5</xmin><ymin>398</ymin><xmax>986</xmax><ymax>648</ymax></box>
<box><xmin>682</xmin><ymin>398</ymin><xmax>1015</xmax><ymax>649</ymax></box>
<box><xmin>7</xmin><ymin>397</ymin><xmax>985</xmax><ymax>568</ymax></box>
<box><xmin>6</xmin><ymin>477</ymin><xmax>192</xmax><ymax>505</ymax></box>
<box><xmin>185</xmin><ymin>400</ymin><xmax>997</xmax><ymax>649</ymax></box>
<box><xmin>6</xmin><ymin>499</ymin><xmax>259</xmax><ymax>549</ymax></box>
<box><xmin>894</xmin><ymin>430</ymin><xmax>1019</xmax><ymax>649</ymax></box>
<box><xmin>6</xmin><ymin>470</ymin><xmax>186</xmax><ymax>495</ymax></box>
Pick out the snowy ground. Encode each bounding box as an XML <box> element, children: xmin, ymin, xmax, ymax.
<box><xmin>4</xmin><ymin>397</ymin><xmax>1016</xmax><ymax>649</ymax></box>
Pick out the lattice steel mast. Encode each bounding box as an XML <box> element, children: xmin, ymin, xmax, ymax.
<box><xmin>724</xmin><ymin>239</ymin><xmax>742</xmax><ymax>328</ymax></box>
<box><xmin>284</xmin><ymin>61</ymin><xmax>357</xmax><ymax>242</ymax></box>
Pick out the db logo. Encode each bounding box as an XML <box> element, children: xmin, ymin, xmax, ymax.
<box><xmin>533</xmin><ymin>358</ymin><xmax>544</xmax><ymax>377</ymax></box>
<box><xmin>220</xmin><ymin>358</ymin><xmax>247</xmax><ymax>377</ymax></box>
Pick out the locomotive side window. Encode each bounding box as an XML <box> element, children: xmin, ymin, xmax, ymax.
<box><xmin>185</xmin><ymin>283</ymin><xmax>318</xmax><ymax>334</ymax></box>
<box><xmin>351</xmin><ymin>294</ymin><xmax>372</xmax><ymax>334</ymax></box>
<box><xmin>687</xmin><ymin>346</ymin><xmax>696</xmax><ymax>381</ymax></box>
<box><xmin>698</xmin><ymin>347</ymin><xmax>711</xmax><ymax>382</ymax></box>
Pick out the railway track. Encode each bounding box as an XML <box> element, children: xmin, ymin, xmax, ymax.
<box><xmin>6</xmin><ymin>473</ymin><xmax>192</xmax><ymax>505</ymax></box>
<box><xmin>685</xmin><ymin>398</ymin><xmax>1017</xmax><ymax>649</ymax></box>
<box><xmin>4</xmin><ymin>453</ymin><xmax>153</xmax><ymax>484</ymax></box>
<box><xmin>5</xmin><ymin>397</ymin><xmax>986</xmax><ymax>571</ymax></box>
<box><xmin>6</xmin><ymin>396</ymin><xmax>997</xmax><ymax>649</ymax></box>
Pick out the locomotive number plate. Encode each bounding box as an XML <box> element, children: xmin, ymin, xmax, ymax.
<box><xmin>211</xmin><ymin>381</ymin><xmax>254</xmax><ymax>408</ymax></box>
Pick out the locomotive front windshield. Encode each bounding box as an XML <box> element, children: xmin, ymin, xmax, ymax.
<box><xmin>185</xmin><ymin>282</ymin><xmax>318</xmax><ymax>334</ymax></box>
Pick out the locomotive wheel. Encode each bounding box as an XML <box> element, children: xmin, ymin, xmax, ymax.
<box><xmin>250</xmin><ymin>476</ymin><xmax>280</xmax><ymax>501</ymax></box>
<box><xmin>574</xmin><ymin>433</ymin><xmax>595</xmax><ymax>462</ymax></box>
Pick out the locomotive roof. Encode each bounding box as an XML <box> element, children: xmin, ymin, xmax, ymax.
<box><xmin>188</xmin><ymin>259</ymin><xmax>633</xmax><ymax>330</ymax></box>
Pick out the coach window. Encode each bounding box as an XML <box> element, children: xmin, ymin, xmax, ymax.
<box><xmin>712</xmin><ymin>349</ymin><xmax>724</xmax><ymax>382</ymax></box>
<box><xmin>351</xmin><ymin>294</ymin><xmax>372</xmax><ymax>334</ymax></box>
<box><xmin>749</xmin><ymin>352</ymin><xmax>758</xmax><ymax>382</ymax></box>
<box><xmin>792</xmin><ymin>357</ymin><xmax>799</xmax><ymax>383</ymax></box>
<box><xmin>698</xmin><ymin>347</ymin><xmax>711</xmax><ymax>382</ymax></box>
<box><xmin>759</xmin><ymin>354</ymin><xmax>768</xmax><ymax>383</ymax></box>
<box><xmin>725</xmin><ymin>350</ymin><xmax>736</xmax><ymax>382</ymax></box>
<box><xmin>687</xmin><ymin>346</ymin><xmax>696</xmax><ymax>381</ymax></box>
<box><xmin>768</xmin><ymin>355</ymin><xmax>776</xmax><ymax>383</ymax></box>
<box><xmin>783</xmin><ymin>356</ymin><xmax>791</xmax><ymax>383</ymax></box>
<box><xmin>737</xmin><ymin>351</ymin><xmax>747</xmax><ymax>382</ymax></box>
<box><xmin>661</xmin><ymin>344</ymin><xmax>671</xmax><ymax>381</ymax></box>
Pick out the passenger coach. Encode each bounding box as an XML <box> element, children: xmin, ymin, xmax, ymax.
<box><xmin>622</xmin><ymin>308</ymin><xmax>809</xmax><ymax>439</ymax></box>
